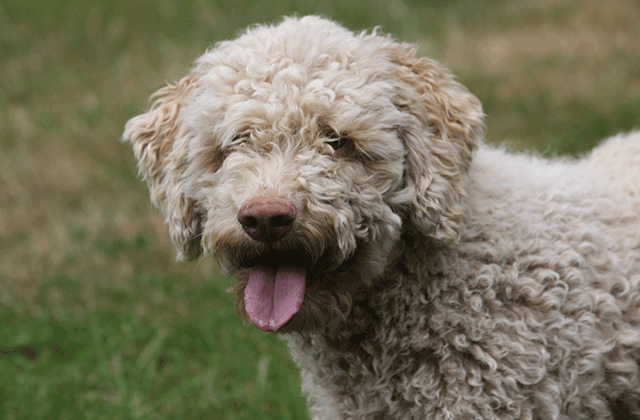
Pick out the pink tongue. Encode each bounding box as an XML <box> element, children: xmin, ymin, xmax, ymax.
<box><xmin>244</xmin><ymin>265</ymin><xmax>306</xmax><ymax>332</ymax></box>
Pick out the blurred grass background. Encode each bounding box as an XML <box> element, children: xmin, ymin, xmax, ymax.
<box><xmin>1</xmin><ymin>0</ymin><xmax>639</xmax><ymax>418</ymax></box>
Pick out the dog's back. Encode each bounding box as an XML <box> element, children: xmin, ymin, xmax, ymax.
<box><xmin>583</xmin><ymin>131</ymin><xmax>640</xmax><ymax>207</ymax></box>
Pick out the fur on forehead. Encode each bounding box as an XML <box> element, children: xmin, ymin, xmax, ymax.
<box><xmin>196</xmin><ymin>16</ymin><xmax>391</xmax><ymax>78</ymax></box>
<box><xmin>182</xmin><ymin>16</ymin><xmax>413</xmax><ymax>147</ymax></box>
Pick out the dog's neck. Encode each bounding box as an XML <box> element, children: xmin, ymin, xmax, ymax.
<box><xmin>297</xmin><ymin>230</ymin><xmax>451</xmax><ymax>347</ymax></box>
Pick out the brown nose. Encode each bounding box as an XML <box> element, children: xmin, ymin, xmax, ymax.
<box><xmin>237</xmin><ymin>196</ymin><xmax>296</xmax><ymax>242</ymax></box>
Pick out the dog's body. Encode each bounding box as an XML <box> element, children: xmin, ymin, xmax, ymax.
<box><xmin>290</xmin><ymin>136</ymin><xmax>640</xmax><ymax>419</ymax></box>
<box><xmin>123</xmin><ymin>16</ymin><xmax>640</xmax><ymax>419</ymax></box>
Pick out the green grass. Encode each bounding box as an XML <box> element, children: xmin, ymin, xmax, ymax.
<box><xmin>0</xmin><ymin>310</ymin><xmax>307</xmax><ymax>419</ymax></box>
<box><xmin>1</xmin><ymin>0</ymin><xmax>639</xmax><ymax>418</ymax></box>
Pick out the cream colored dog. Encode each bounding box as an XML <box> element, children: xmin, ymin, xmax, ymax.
<box><xmin>123</xmin><ymin>16</ymin><xmax>640</xmax><ymax>420</ymax></box>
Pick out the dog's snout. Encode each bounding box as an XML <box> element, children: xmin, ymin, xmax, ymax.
<box><xmin>237</xmin><ymin>196</ymin><xmax>296</xmax><ymax>242</ymax></box>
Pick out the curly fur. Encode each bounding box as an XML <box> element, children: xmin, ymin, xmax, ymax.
<box><xmin>123</xmin><ymin>16</ymin><xmax>640</xmax><ymax>420</ymax></box>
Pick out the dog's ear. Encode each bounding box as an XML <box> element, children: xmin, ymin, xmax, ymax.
<box><xmin>391</xmin><ymin>45</ymin><xmax>484</xmax><ymax>242</ymax></box>
<box><xmin>122</xmin><ymin>75</ymin><xmax>203</xmax><ymax>261</ymax></box>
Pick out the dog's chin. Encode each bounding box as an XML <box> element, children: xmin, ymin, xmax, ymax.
<box><xmin>227</xmin><ymin>248</ymin><xmax>356</xmax><ymax>335</ymax></box>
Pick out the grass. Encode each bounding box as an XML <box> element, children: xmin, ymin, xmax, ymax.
<box><xmin>1</xmin><ymin>0</ymin><xmax>639</xmax><ymax>418</ymax></box>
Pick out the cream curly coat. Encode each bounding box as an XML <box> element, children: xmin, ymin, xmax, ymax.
<box><xmin>123</xmin><ymin>16</ymin><xmax>640</xmax><ymax>420</ymax></box>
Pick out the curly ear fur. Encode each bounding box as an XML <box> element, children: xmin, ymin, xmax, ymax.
<box><xmin>391</xmin><ymin>45</ymin><xmax>484</xmax><ymax>242</ymax></box>
<box><xmin>122</xmin><ymin>75</ymin><xmax>203</xmax><ymax>261</ymax></box>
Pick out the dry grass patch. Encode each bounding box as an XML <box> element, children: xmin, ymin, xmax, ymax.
<box><xmin>433</xmin><ymin>0</ymin><xmax>640</xmax><ymax>149</ymax></box>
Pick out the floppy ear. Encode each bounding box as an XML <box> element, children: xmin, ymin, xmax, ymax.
<box><xmin>391</xmin><ymin>44</ymin><xmax>484</xmax><ymax>242</ymax></box>
<box><xmin>122</xmin><ymin>74</ymin><xmax>203</xmax><ymax>261</ymax></box>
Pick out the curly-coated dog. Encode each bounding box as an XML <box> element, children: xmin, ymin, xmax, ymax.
<box><xmin>123</xmin><ymin>16</ymin><xmax>640</xmax><ymax>420</ymax></box>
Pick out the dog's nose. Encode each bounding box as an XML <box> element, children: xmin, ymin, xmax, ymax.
<box><xmin>237</xmin><ymin>196</ymin><xmax>296</xmax><ymax>242</ymax></box>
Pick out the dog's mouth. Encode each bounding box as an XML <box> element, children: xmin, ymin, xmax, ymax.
<box><xmin>240</xmin><ymin>251</ymin><xmax>314</xmax><ymax>332</ymax></box>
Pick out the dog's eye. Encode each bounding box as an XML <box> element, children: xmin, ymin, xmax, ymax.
<box><xmin>327</xmin><ymin>137</ymin><xmax>347</xmax><ymax>151</ymax></box>
<box><xmin>324</xmin><ymin>129</ymin><xmax>349</xmax><ymax>151</ymax></box>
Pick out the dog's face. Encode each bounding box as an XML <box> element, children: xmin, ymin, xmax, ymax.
<box><xmin>123</xmin><ymin>16</ymin><xmax>483</xmax><ymax>334</ymax></box>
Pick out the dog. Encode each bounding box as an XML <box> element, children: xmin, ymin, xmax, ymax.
<box><xmin>123</xmin><ymin>16</ymin><xmax>640</xmax><ymax>420</ymax></box>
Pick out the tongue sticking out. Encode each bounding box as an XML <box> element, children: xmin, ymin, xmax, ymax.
<box><xmin>244</xmin><ymin>265</ymin><xmax>306</xmax><ymax>332</ymax></box>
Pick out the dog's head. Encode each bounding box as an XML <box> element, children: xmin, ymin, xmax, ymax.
<box><xmin>123</xmin><ymin>16</ymin><xmax>483</xmax><ymax>334</ymax></box>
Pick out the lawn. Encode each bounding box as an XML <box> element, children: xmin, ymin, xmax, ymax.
<box><xmin>1</xmin><ymin>0</ymin><xmax>639</xmax><ymax>418</ymax></box>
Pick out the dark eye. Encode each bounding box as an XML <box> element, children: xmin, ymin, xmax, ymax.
<box><xmin>327</xmin><ymin>137</ymin><xmax>347</xmax><ymax>150</ymax></box>
<box><xmin>324</xmin><ymin>128</ymin><xmax>349</xmax><ymax>151</ymax></box>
